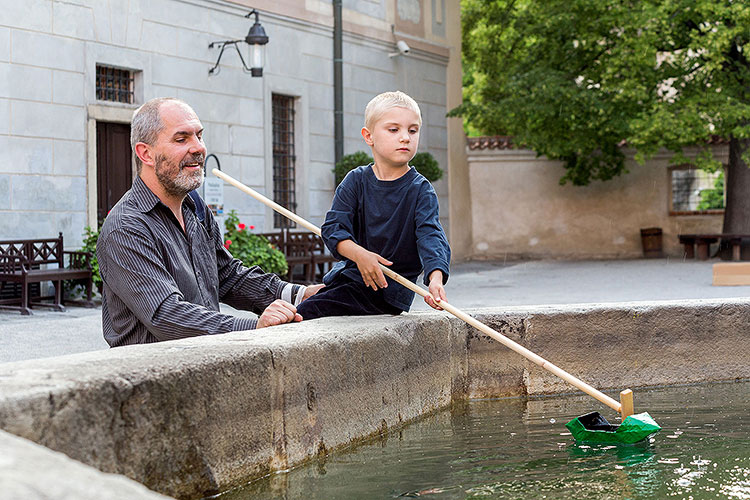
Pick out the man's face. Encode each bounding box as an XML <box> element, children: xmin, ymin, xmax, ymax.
<box><xmin>151</xmin><ymin>102</ymin><xmax>207</xmax><ymax>197</ymax></box>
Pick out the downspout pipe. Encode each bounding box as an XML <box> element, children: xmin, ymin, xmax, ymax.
<box><xmin>333</xmin><ymin>0</ymin><xmax>344</xmax><ymax>165</ymax></box>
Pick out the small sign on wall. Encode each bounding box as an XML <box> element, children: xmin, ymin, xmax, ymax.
<box><xmin>203</xmin><ymin>177</ymin><xmax>224</xmax><ymax>216</ymax></box>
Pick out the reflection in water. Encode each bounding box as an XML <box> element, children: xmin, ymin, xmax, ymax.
<box><xmin>218</xmin><ymin>381</ymin><xmax>750</xmax><ymax>500</ymax></box>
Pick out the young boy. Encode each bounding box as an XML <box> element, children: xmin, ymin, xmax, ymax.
<box><xmin>297</xmin><ymin>91</ymin><xmax>451</xmax><ymax>319</ymax></box>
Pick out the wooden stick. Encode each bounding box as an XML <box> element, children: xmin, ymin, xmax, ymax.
<box><xmin>213</xmin><ymin>168</ymin><xmax>628</xmax><ymax>415</ymax></box>
<box><xmin>619</xmin><ymin>389</ymin><xmax>634</xmax><ymax>418</ymax></box>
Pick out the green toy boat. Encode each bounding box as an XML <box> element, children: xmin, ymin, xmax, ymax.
<box><xmin>566</xmin><ymin>411</ymin><xmax>661</xmax><ymax>444</ymax></box>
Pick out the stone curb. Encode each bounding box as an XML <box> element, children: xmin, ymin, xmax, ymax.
<box><xmin>1</xmin><ymin>298</ymin><xmax>748</xmax><ymax>499</ymax></box>
<box><xmin>0</xmin><ymin>430</ymin><xmax>172</xmax><ymax>500</ymax></box>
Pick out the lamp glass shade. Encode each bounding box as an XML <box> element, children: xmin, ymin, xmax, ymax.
<box><xmin>248</xmin><ymin>43</ymin><xmax>264</xmax><ymax>76</ymax></box>
<box><xmin>251</xmin><ymin>43</ymin><xmax>264</xmax><ymax>69</ymax></box>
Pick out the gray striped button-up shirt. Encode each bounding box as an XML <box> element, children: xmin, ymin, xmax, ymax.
<box><xmin>97</xmin><ymin>176</ymin><xmax>289</xmax><ymax>347</ymax></box>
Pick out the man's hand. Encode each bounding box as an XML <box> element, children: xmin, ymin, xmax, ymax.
<box><xmin>257</xmin><ymin>299</ymin><xmax>302</xmax><ymax>328</ymax></box>
<box><xmin>424</xmin><ymin>270</ymin><xmax>446</xmax><ymax>310</ymax></box>
<box><xmin>302</xmin><ymin>283</ymin><xmax>325</xmax><ymax>301</ymax></box>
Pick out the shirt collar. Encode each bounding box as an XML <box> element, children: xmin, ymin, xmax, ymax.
<box><xmin>130</xmin><ymin>176</ymin><xmax>197</xmax><ymax>215</ymax></box>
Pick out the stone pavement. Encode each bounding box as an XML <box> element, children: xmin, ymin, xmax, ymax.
<box><xmin>2</xmin><ymin>258</ymin><xmax>749</xmax><ymax>364</ymax></box>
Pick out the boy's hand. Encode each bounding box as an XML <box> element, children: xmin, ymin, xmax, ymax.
<box><xmin>354</xmin><ymin>248</ymin><xmax>392</xmax><ymax>291</ymax></box>
<box><xmin>302</xmin><ymin>284</ymin><xmax>325</xmax><ymax>301</ymax></box>
<box><xmin>425</xmin><ymin>270</ymin><xmax>446</xmax><ymax>310</ymax></box>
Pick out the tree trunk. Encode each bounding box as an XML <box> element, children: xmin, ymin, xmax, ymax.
<box><xmin>721</xmin><ymin>136</ymin><xmax>750</xmax><ymax>259</ymax></box>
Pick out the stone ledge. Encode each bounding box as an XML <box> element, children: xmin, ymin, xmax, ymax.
<box><xmin>1</xmin><ymin>298</ymin><xmax>748</xmax><ymax>499</ymax></box>
<box><xmin>0</xmin><ymin>430</ymin><xmax>171</xmax><ymax>500</ymax></box>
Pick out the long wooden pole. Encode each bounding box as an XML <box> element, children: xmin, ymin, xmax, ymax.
<box><xmin>213</xmin><ymin>168</ymin><xmax>633</xmax><ymax>417</ymax></box>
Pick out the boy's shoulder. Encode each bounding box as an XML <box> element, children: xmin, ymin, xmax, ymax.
<box><xmin>339</xmin><ymin>164</ymin><xmax>371</xmax><ymax>187</ymax></box>
<box><xmin>350</xmin><ymin>164</ymin><xmax>371</xmax><ymax>177</ymax></box>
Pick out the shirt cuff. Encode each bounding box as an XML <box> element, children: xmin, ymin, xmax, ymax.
<box><xmin>423</xmin><ymin>266</ymin><xmax>450</xmax><ymax>286</ymax></box>
<box><xmin>281</xmin><ymin>283</ymin><xmax>308</xmax><ymax>306</ymax></box>
<box><xmin>232</xmin><ymin>316</ymin><xmax>258</xmax><ymax>332</ymax></box>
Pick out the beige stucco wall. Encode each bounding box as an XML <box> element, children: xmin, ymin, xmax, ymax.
<box><xmin>466</xmin><ymin>147</ymin><xmax>727</xmax><ymax>260</ymax></box>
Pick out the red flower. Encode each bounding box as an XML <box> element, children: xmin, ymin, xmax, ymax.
<box><xmin>224</xmin><ymin>239</ymin><xmax>232</xmax><ymax>248</ymax></box>
<box><xmin>249</xmin><ymin>225</ymin><xmax>255</xmax><ymax>230</ymax></box>
<box><xmin>238</xmin><ymin>223</ymin><xmax>246</xmax><ymax>230</ymax></box>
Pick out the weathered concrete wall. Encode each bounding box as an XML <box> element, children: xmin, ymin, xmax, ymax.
<box><xmin>464</xmin><ymin>299</ymin><xmax>750</xmax><ymax>398</ymax></box>
<box><xmin>0</xmin><ymin>430</ymin><xmax>171</xmax><ymax>500</ymax></box>
<box><xmin>465</xmin><ymin>147</ymin><xmax>727</xmax><ymax>260</ymax></box>
<box><xmin>1</xmin><ymin>298</ymin><xmax>749</xmax><ymax>499</ymax></box>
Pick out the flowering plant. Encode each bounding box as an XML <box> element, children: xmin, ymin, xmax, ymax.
<box><xmin>223</xmin><ymin>210</ymin><xmax>288</xmax><ymax>277</ymax></box>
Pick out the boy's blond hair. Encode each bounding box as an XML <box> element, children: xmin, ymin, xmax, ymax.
<box><xmin>364</xmin><ymin>91</ymin><xmax>422</xmax><ymax>130</ymax></box>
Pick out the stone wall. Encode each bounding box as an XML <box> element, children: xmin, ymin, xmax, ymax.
<box><xmin>0</xmin><ymin>430</ymin><xmax>172</xmax><ymax>500</ymax></box>
<box><xmin>1</xmin><ymin>298</ymin><xmax>748</xmax><ymax>498</ymax></box>
<box><xmin>465</xmin><ymin>146</ymin><xmax>727</xmax><ymax>260</ymax></box>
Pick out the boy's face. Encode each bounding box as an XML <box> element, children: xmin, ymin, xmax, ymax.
<box><xmin>361</xmin><ymin>106</ymin><xmax>420</xmax><ymax>170</ymax></box>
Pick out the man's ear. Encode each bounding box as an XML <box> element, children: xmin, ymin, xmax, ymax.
<box><xmin>134</xmin><ymin>142</ymin><xmax>155</xmax><ymax>168</ymax></box>
<box><xmin>361</xmin><ymin>127</ymin><xmax>373</xmax><ymax>146</ymax></box>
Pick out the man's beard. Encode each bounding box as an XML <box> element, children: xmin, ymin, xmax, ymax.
<box><xmin>154</xmin><ymin>153</ymin><xmax>205</xmax><ymax>197</ymax></box>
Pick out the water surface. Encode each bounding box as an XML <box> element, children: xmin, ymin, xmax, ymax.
<box><xmin>221</xmin><ymin>381</ymin><xmax>749</xmax><ymax>499</ymax></box>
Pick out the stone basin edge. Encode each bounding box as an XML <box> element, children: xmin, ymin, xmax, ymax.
<box><xmin>1</xmin><ymin>297</ymin><xmax>748</xmax><ymax>499</ymax></box>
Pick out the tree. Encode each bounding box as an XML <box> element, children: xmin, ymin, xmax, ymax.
<box><xmin>453</xmin><ymin>0</ymin><xmax>750</xmax><ymax>254</ymax></box>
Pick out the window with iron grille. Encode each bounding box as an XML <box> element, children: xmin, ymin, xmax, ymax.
<box><xmin>95</xmin><ymin>65</ymin><xmax>134</xmax><ymax>104</ymax></box>
<box><xmin>669</xmin><ymin>165</ymin><xmax>725</xmax><ymax>215</ymax></box>
<box><xmin>272</xmin><ymin>94</ymin><xmax>297</xmax><ymax>228</ymax></box>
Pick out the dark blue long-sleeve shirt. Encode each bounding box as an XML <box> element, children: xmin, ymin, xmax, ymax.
<box><xmin>321</xmin><ymin>164</ymin><xmax>451</xmax><ymax>311</ymax></box>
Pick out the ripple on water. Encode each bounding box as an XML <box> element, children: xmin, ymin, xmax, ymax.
<box><xmin>218</xmin><ymin>381</ymin><xmax>750</xmax><ymax>500</ymax></box>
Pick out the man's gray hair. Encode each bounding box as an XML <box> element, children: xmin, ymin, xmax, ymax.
<box><xmin>130</xmin><ymin>97</ymin><xmax>186</xmax><ymax>173</ymax></box>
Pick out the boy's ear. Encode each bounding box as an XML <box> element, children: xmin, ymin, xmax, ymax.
<box><xmin>134</xmin><ymin>142</ymin><xmax>156</xmax><ymax>168</ymax></box>
<box><xmin>361</xmin><ymin>127</ymin><xmax>374</xmax><ymax>146</ymax></box>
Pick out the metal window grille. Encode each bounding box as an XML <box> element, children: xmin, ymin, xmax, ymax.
<box><xmin>95</xmin><ymin>65</ymin><xmax>134</xmax><ymax>104</ymax></box>
<box><xmin>671</xmin><ymin>167</ymin><xmax>725</xmax><ymax>212</ymax></box>
<box><xmin>272</xmin><ymin>94</ymin><xmax>297</xmax><ymax>228</ymax></box>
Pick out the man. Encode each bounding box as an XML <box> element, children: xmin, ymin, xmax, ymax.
<box><xmin>97</xmin><ymin>97</ymin><xmax>322</xmax><ymax>347</ymax></box>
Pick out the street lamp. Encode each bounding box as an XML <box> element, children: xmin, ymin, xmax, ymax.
<box><xmin>209</xmin><ymin>10</ymin><xmax>269</xmax><ymax>77</ymax></box>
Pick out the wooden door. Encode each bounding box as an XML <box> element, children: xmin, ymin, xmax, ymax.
<box><xmin>96</xmin><ymin>122</ymin><xmax>132</xmax><ymax>223</ymax></box>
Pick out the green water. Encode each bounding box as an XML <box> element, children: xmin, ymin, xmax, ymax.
<box><xmin>222</xmin><ymin>381</ymin><xmax>749</xmax><ymax>499</ymax></box>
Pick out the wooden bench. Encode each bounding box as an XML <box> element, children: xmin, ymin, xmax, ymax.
<box><xmin>678</xmin><ymin>233</ymin><xmax>750</xmax><ymax>261</ymax></box>
<box><xmin>261</xmin><ymin>230</ymin><xmax>337</xmax><ymax>284</ymax></box>
<box><xmin>0</xmin><ymin>233</ymin><xmax>94</xmax><ymax>315</ymax></box>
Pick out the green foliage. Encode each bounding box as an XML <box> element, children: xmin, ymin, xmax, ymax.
<box><xmin>453</xmin><ymin>0</ymin><xmax>750</xmax><ymax>185</ymax></box>
<box><xmin>66</xmin><ymin>224</ymin><xmax>102</xmax><ymax>297</ymax></box>
<box><xmin>223</xmin><ymin>210</ymin><xmax>288</xmax><ymax>277</ymax></box>
<box><xmin>334</xmin><ymin>151</ymin><xmax>443</xmax><ymax>185</ymax></box>
<box><xmin>697</xmin><ymin>171</ymin><xmax>725</xmax><ymax>210</ymax></box>
<box><xmin>410</xmin><ymin>152</ymin><xmax>443</xmax><ymax>182</ymax></box>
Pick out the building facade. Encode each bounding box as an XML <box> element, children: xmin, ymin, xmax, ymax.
<box><xmin>1</xmin><ymin>0</ymin><xmax>463</xmax><ymax>250</ymax></box>
<box><xmin>464</xmin><ymin>138</ymin><xmax>727</xmax><ymax>260</ymax></box>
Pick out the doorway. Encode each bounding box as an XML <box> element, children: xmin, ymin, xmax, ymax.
<box><xmin>96</xmin><ymin>122</ymin><xmax>132</xmax><ymax>223</ymax></box>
